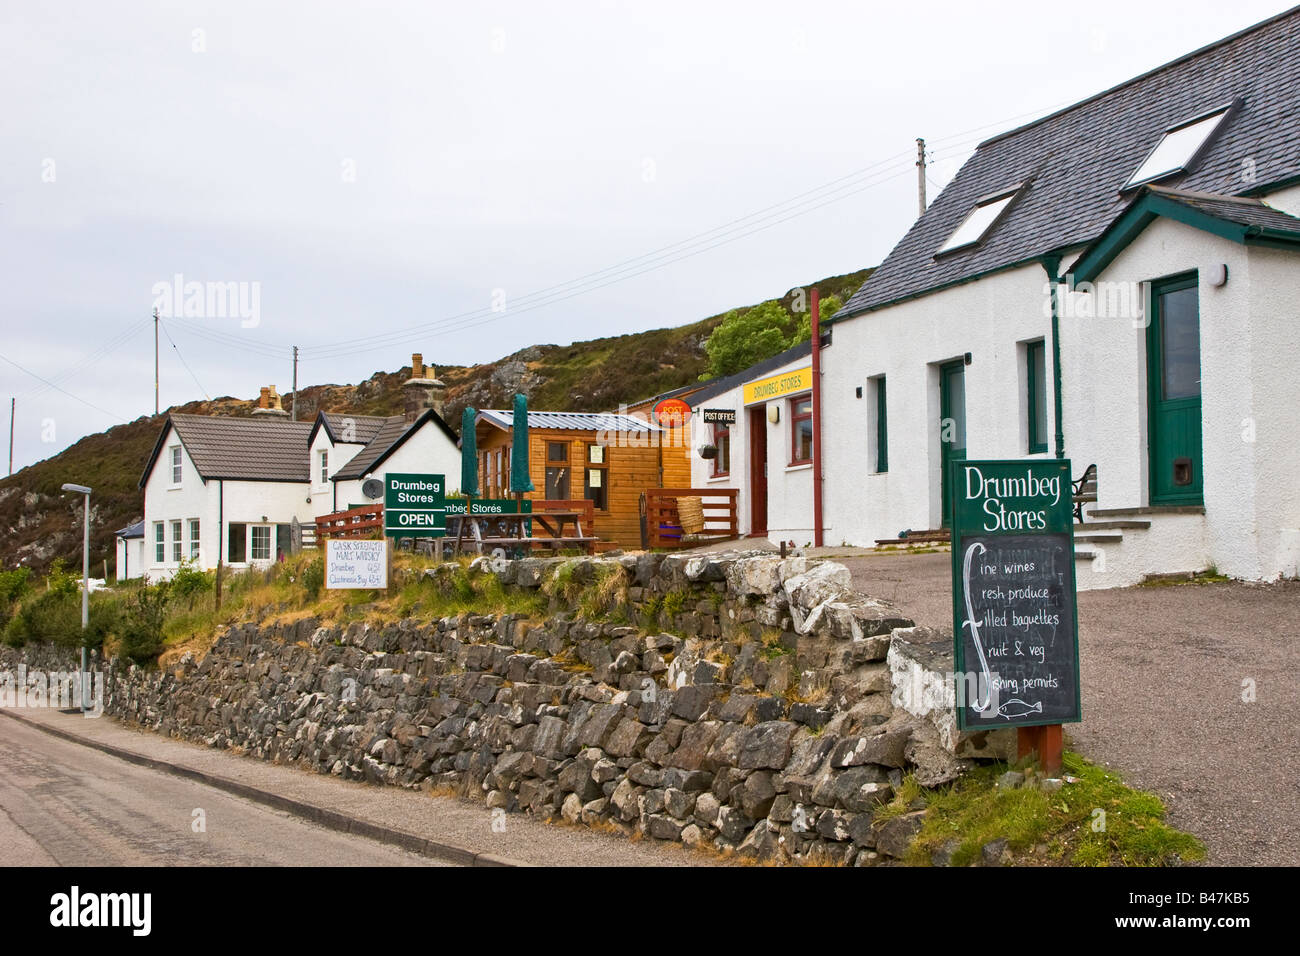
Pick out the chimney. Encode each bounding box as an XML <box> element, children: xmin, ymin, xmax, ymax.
<box><xmin>403</xmin><ymin>352</ymin><xmax>447</xmax><ymax>423</ymax></box>
<box><xmin>252</xmin><ymin>385</ymin><xmax>289</xmax><ymax>417</ymax></box>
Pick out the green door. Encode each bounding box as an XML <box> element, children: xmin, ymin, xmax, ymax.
<box><xmin>1147</xmin><ymin>274</ymin><xmax>1203</xmax><ymax>504</ymax></box>
<box><xmin>940</xmin><ymin>359</ymin><xmax>967</xmax><ymax>527</ymax></box>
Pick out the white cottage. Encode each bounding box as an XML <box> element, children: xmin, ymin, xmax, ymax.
<box><xmin>114</xmin><ymin>520</ymin><xmax>145</xmax><ymax>581</ymax></box>
<box><xmin>818</xmin><ymin>8</ymin><xmax>1300</xmax><ymax>587</ymax></box>
<box><xmin>139</xmin><ymin>354</ymin><xmax>462</xmax><ymax>580</ymax></box>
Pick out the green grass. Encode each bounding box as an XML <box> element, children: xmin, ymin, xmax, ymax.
<box><xmin>895</xmin><ymin>752</ymin><xmax>1205</xmax><ymax>867</ymax></box>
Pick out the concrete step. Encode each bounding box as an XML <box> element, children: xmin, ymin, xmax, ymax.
<box><xmin>1088</xmin><ymin>505</ymin><xmax>1205</xmax><ymax>518</ymax></box>
<box><xmin>1074</xmin><ymin>532</ymin><xmax>1124</xmax><ymax>544</ymax></box>
<box><xmin>1074</xmin><ymin>519</ymin><xmax>1150</xmax><ymax>531</ymax></box>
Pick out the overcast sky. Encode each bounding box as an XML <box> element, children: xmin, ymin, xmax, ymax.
<box><xmin>1</xmin><ymin>0</ymin><xmax>1287</xmax><ymax>473</ymax></box>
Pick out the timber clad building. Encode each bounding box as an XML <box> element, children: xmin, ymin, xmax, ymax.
<box><xmin>694</xmin><ymin>10</ymin><xmax>1300</xmax><ymax>587</ymax></box>
<box><xmin>474</xmin><ymin>409</ymin><xmax>691</xmax><ymax>548</ymax></box>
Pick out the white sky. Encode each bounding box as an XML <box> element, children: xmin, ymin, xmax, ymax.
<box><xmin>0</xmin><ymin>0</ymin><xmax>1287</xmax><ymax>473</ymax></box>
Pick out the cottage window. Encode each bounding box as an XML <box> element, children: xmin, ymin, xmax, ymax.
<box><xmin>189</xmin><ymin>518</ymin><xmax>201</xmax><ymax>559</ymax></box>
<box><xmin>170</xmin><ymin>445</ymin><xmax>183</xmax><ymax>485</ymax></box>
<box><xmin>546</xmin><ymin>442</ymin><xmax>570</xmax><ymax>499</ymax></box>
<box><xmin>250</xmin><ymin>525</ymin><xmax>271</xmax><ymax>561</ymax></box>
<box><xmin>170</xmin><ymin>520</ymin><xmax>183</xmax><ymax>562</ymax></box>
<box><xmin>937</xmin><ymin>188</ymin><xmax>1019</xmax><ymax>254</ymax></box>
<box><xmin>228</xmin><ymin>523</ymin><xmax>246</xmax><ymax>563</ymax></box>
<box><xmin>584</xmin><ymin>444</ymin><xmax>608</xmax><ymax>511</ymax></box>
<box><xmin>154</xmin><ymin>522</ymin><xmax>165</xmax><ymax>563</ymax></box>
<box><xmin>1126</xmin><ymin>107</ymin><xmax>1230</xmax><ymax>189</ymax></box>
<box><xmin>318</xmin><ymin>450</ymin><xmax>329</xmax><ymax>485</ymax></box>
<box><xmin>874</xmin><ymin>376</ymin><xmax>889</xmax><ymax>473</ymax></box>
<box><xmin>790</xmin><ymin>395</ymin><xmax>813</xmax><ymax>465</ymax></box>
<box><xmin>1026</xmin><ymin>340</ymin><xmax>1048</xmax><ymax>454</ymax></box>
<box><xmin>712</xmin><ymin>423</ymin><xmax>731</xmax><ymax>477</ymax></box>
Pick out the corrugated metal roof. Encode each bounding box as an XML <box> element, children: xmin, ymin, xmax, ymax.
<box><xmin>477</xmin><ymin>409</ymin><xmax>660</xmax><ymax>432</ymax></box>
<box><xmin>837</xmin><ymin>8</ymin><xmax>1300</xmax><ymax>318</ymax></box>
<box><xmin>158</xmin><ymin>414</ymin><xmax>314</xmax><ymax>483</ymax></box>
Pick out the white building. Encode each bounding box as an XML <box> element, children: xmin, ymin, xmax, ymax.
<box><xmin>686</xmin><ymin>343</ymin><xmax>816</xmax><ymax>544</ymax></box>
<box><xmin>138</xmin><ymin>355</ymin><xmax>462</xmax><ymax>581</ymax></box>
<box><xmin>814</xmin><ymin>9</ymin><xmax>1300</xmax><ymax>587</ymax></box>
<box><xmin>114</xmin><ymin>520</ymin><xmax>145</xmax><ymax>581</ymax></box>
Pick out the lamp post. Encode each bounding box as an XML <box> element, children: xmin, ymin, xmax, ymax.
<box><xmin>61</xmin><ymin>482</ymin><xmax>92</xmax><ymax>712</ymax></box>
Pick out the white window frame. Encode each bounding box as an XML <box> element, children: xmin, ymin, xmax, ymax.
<box><xmin>318</xmin><ymin>449</ymin><xmax>329</xmax><ymax>486</ymax></box>
<box><xmin>1125</xmin><ymin>105</ymin><xmax>1232</xmax><ymax>190</ymax></box>
<box><xmin>189</xmin><ymin>518</ymin><xmax>201</xmax><ymax>559</ymax></box>
<box><xmin>937</xmin><ymin>187</ymin><xmax>1021</xmax><ymax>255</ymax></box>
<box><xmin>170</xmin><ymin>520</ymin><xmax>183</xmax><ymax>562</ymax></box>
<box><xmin>170</xmin><ymin>445</ymin><xmax>183</xmax><ymax>486</ymax></box>
<box><xmin>250</xmin><ymin>525</ymin><xmax>272</xmax><ymax>561</ymax></box>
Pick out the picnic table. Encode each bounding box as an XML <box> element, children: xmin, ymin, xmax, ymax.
<box><xmin>447</xmin><ymin>509</ymin><xmax>598</xmax><ymax>556</ymax></box>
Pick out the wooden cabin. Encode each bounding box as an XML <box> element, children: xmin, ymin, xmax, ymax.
<box><xmin>474</xmin><ymin>409</ymin><xmax>692</xmax><ymax>548</ymax></box>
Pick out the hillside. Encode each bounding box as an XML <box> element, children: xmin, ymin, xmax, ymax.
<box><xmin>0</xmin><ymin>268</ymin><xmax>871</xmax><ymax>573</ymax></box>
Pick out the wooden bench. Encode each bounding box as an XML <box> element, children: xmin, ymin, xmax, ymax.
<box><xmin>1073</xmin><ymin>463</ymin><xmax>1097</xmax><ymax>524</ymax></box>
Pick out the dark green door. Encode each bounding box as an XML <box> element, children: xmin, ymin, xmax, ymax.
<box><xmin>940</xmin><ymin>359</ymin><xmax>967</xmax><ymax>527</ymax></box>
<box><xmin>1148</xmin><ymin>274</ymin><xmax>1203</xmax><ymax>504</ymax></box>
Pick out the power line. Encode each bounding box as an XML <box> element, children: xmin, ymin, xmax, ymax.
<box><xmin>158</xmin><ymin>318</ymin><xmax>211</xmax><ymax>400</ymax></box>
<box><xmin>0</xmin><ymin>352</ymin><xmax>127</xmax><ymax>422</ymax></box>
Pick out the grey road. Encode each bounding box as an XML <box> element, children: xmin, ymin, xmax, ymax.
<box><xmin>0</xmin><ymin>717</ymin><xmax>444</xmax><ymax>866</ymax></box>
<box><xmin>836</xmin><ymin>549</ymin><xmax>1300</xmax><ymax>866</ymax></box>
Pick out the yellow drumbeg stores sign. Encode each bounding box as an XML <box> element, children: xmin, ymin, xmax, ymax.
<box><xmin>743</xmin><ymin>366</ymin><xmax>813</xmax><ymax>405</ymax></box>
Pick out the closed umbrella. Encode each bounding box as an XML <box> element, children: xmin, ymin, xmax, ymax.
<box><xmin>510</xmin><ymin>393</ymin><xmax>534</xmax><ymax>497</ymax></box>
<box><xmin>455</xmin><ymin>406</ymin><xmax>478</xmax><ymax>555</ymax></box>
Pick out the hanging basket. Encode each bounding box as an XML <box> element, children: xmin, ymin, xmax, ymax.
<box><xmin>698</xmin><ymin>444</ymin><xmax>718</xmax><ymax>460</ymax></box>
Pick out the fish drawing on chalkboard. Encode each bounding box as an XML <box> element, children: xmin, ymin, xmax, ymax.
<box><xmin>997</xmin><ymin>699</ymin><xmax>1043</xmax><ymax>720</ymax></box>
<box><xmin>961</xmin><ymin>542</ymin><xmax>994</xmax><ymax>713</ymax></box>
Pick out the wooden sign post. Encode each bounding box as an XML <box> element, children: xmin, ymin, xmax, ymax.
<box><xmin>949</xmin><ymin>459</ymin><xmax>1082</xmax><ymax>773</ymax></box>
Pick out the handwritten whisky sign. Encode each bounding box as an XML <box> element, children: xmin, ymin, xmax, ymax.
<box><xmin>950</xmin><ymin>459</ymin><xmax>1081</xmax><ymax>730</ymax></box>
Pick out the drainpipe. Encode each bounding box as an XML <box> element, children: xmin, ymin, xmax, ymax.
<box><xmin>1041</xmin><ymin>256</ymin><xmax>1066</xmax><ymax>460</ymax></box>
<box><xmin>811</xmin><ymin>287</ymin><xmax>824</xmax><ymax>546</ymax></box>
<box><xmin>215</xmin><ymin>479</ymin><xmax>224</xmax><ymax>609</ymax></box>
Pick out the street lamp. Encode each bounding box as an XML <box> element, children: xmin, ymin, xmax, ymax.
<box><xmin>61</xmin><ymin>482</ymin><xmax>92</xmax><ymax>712</ymax></box>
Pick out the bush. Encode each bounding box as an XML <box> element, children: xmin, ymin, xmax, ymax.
<box><xmin>300</xmin><ymin>556</ymin><xmax>325</xmax><ymax>600</ymax></box>
<box><xmin>0</xmin><ymin>567</ymin><xmax>31</xmax><ymax>630</ymax></box>
<box><xmin>118</xmin><ymin>580</ymin><xmax>171</xmax><ymax>664</ymax></box>
<box><xmin>170</xmin><ymin>559</ymin><xmax>214</xmax><ymax>604</ymax></box>
<box><xmin>3</xmin><ymin>588</ymin><xmax>80</xmax><ymax>647</ymax></box>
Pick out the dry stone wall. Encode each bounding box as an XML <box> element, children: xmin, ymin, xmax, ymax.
<box><xmin>2</xmin><ymin>551</ymin><xmax>1006</xmax><ymax>864</ymax></box>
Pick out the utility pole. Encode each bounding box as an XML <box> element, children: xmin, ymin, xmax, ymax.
<box><xmin>916</xmin><ymin>138</ymin><xmax>928</xmax><ymax>217</ymax></box>
<box><xmin>154</xmin><ymin>307</ymin><xmax>160</xmax><ymax>415</ymax></box>
<box><xmin>7</xmin><ymin>397</ymin><xmax>13</xmax><ymax>477</ymax></box>
<box><xmin>292</xmin><ymin>346</ymin><xmax>299</xmax><ymax>421</ymax></box>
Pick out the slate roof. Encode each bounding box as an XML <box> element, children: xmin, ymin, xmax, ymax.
<box><xmin>686</xmin><ymin>341</ymin><xmax>813</xmax><ymax>408</ymax></box>
<box><xmin>836</xmin><ymin>7</ymin><xmax>1300</xmax><ymax>320</ymax></box>
<box><xmin>116</xmin><ymin>520</ymin><xmax>144</xmax><ymax>539</ymax></box>
<box><xmin>331</xmin><ymin>408</ymin><xmax>460</xmax><ymax>481</ymax></box>
<box><xmin>140</xmin><ymin>414</ymin><xmax>314</xmax><ymax>487</ymax></box>
<box><xmin>1145</xmin><ymin>186</ymin><xmax>1300</xmax><ymax>233</ymax></box>
<box><xmin>476</xmin><ymin>409</ymin><xmax>661</xmax><ymax>433</ymax></box>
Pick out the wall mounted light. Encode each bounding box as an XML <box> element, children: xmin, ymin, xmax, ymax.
<box><xmin>1208</xmin><ymin>263</ymin><xmax>1229</xmax><ymax>287</ymax></box>
<box><xmin>767</xmin><ymin>404</ymin><xmax>780</xmax><ymax>424</ymax></box>
<box><xmin>855</xmin><ymin>386</ymin><xmax>863</xmax><ymax>398</ymax></box>
<box><xmin>964</xmin><ymin>352</ymin><xmax>973</xmax><ymax>365</ymax></box>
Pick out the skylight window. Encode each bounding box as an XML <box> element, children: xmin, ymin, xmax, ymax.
<box><xmin>937</xmin><ymin>188</ymin><xmax>1019</xmax><ymax>254</ymax></box>
<box><xmin>1125</xmin><ymin>107</ymin><xmax>1230</xmax><ymax>188</ymax></box>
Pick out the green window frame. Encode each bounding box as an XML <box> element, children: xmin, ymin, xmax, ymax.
<box><xmin>1026</xmin><ymin>340</ymin><xmax>1048</xmax><ymax>455</ymax></box>
<box><xmin>875</xmin><ymin>377</ymin><xmax>888</xmax><ymax>473</ymax></box>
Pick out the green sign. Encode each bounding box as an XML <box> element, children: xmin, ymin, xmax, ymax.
<box><xmin>384</xmin><ymin>473</ymin><xmax>446</xmax><ymax>538</ymax></box>
<box><xmin>950</xmin><ymin>459</ymin><xmax>1081</xmax><ymax>730</ymax></box>
<box><xmin>444</xmin><ymin>499</ymin><xmax>532</xmax><ymax>516</ymax></box>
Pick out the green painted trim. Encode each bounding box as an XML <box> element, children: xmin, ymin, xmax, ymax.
<box><xmin>1240</xmin><ymin>172</ymin><xmax>1300</xmax><ymax>198</ymax></box>
<box><xmin>875</xmin><ymin>376</ymin><xmax>889</xmax><ymax>473</ymax></box>
<box><xmin>1026</xmin><ymin>339</ymin><xmax>1048</xmax><ymax>455</ymax></box>
<box><xmin>1041</xmin><ymin>255</ymin><xmax>1066</xmax><ymax>460</ymax></box>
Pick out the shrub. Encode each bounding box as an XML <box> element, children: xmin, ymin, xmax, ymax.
<box><xmin>300</xmin><ymin>556</ymin><xmax>325</xmax><ymax>600</ymax></box>
<box><xmin>118</xmin><ymin>580</ymin><xmax>171</xmax><ymax>664</ymax></box>
<box><xmin>170</xmin><ymin>559</ymin><xmax>214</xmax><ymax>604</ymax></box>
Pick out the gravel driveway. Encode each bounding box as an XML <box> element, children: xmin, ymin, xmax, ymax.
<box><xmin>834</xmin><ymin>550</ymin><xmax>1300</xmax><ymax>866</ymax></box>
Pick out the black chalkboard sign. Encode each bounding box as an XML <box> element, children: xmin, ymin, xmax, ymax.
<box><xmin>950</xmin><ymin>460</ymin><xmax>1082</xmax><ymax>730</ymax></box>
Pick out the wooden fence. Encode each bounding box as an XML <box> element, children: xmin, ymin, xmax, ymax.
<box><xmin>644</xmin><ymin>488</ymin><xmax>739</xmax><ymax>549</ymax></box>
<box><xmin>314</xmin><ymin>503</ymin><xmax>383</xmax><ymax>539</ymax></box>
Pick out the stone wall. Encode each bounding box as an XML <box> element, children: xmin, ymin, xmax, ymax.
<box><xmin>1</xmin><ymin>551</ymin><xmax>1003</xmax><ymax>865</ymax></box>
